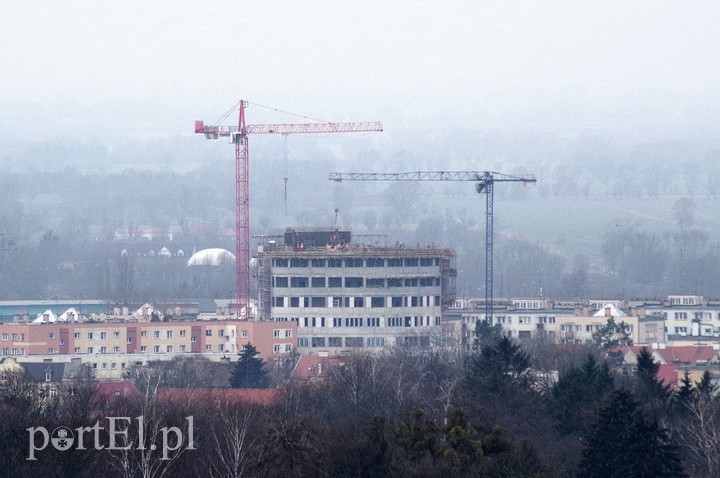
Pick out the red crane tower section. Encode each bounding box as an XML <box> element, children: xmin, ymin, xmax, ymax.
<box><xmin>195</xmin><ymin>100</ymin><xmax>382</xmax><ymax>318</ymax></box>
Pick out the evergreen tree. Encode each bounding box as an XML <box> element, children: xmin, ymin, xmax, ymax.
<box><xmin>465</xmin><ymin>335</ymin><xmax>531</xmax><ymax>394</ymax></box>
<box><xmin>551</xmin><ymin>354</ymin><xmax>615</xmax><ymax>435</ymax></box>
<box><xmin>697</xmin><ymin>370</ymin><xmax>718</xmax><ymax>399</ymax></box>
<box><xmin>579</xmin><ymin>389</ymin><xmax>685</xmax><ymax>478</ymax></box>
<box><xmin>592</xmin><ymin>317</ymin><xmax>632</xmax><ymax>349</ymax></box>
<box><xmin>229</xmin><ymin>343</ymin><xmax>269</xmax><ymax>388</ymax></box>
<box><xmin>636</xmin><ymin>347</ymin><xmax>670</xmax><ymax>403</ymax></box>
<box><xmin>674</xmin><ymin>370</ymin><xmax>696</xmax><ymax>408</ymax></box>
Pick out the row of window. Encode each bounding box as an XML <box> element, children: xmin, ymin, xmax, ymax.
<box><xmin>1</xmin><ymin>333</ymin><xmax>25</xmax><ymax>341</ymax></box>
<box><xmin>274</xmin><ymin>295</ymin><xmax>441</xmax><ymax>309</ymax></box>
<box><xmin>74</xmin><ymin>343</ymin><xmax>235</xmax><ymax>354</ymax></box>
<box><xmin>297</xmin><ymin>336</ymin><xmax>431</xmax><ymax>348</ymax></box>
<box><xmin>494</xmin><ymin>316</ymin><xmax>557</xmax><ymax>325</ymax></box>
<box><xmin>278</xmin><ymin>316</ymin><xmax>440</xmax><ymax>328</ymax></box>
<box><xmin>273</xmin><ymin>276</ymin><xmax>441</xmax><ymax>288</ymax></box>
<box><xmin>272</xmin><ymin>257</ymin><xmax>440</xmax><ymax>268</ymax></box>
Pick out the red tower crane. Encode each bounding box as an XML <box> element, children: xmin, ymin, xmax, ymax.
<box><xmin>195</xmin><ymin>100</ymin><xmax>382</xmax><ymax>318</ymax></box>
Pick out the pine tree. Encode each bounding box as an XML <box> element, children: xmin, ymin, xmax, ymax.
<box><xmin>551</xmin><ymin>354</ymin><xmax>615</xmax><ymax>435</ymax></box>
<box><xmin>229</xmin><ymin>343</ymin><xmax>269</xmax><ymax>388</ymax></box>
<box><xmin>465</xmin><ymin>335</ymin><xmax>531</xmax><ymax>394</ymax></box>
<box><xmin>674</xmin><ymin>370</ymin><xmax>696</xmax><ymax>408</ymax></box>
<box><xmin>697</xmin><ymin>370</ymin><xmax>718</xmax><ymax>399</ymax></box>
<box><xmin>636</xmin><ymin>347</ymin><xmax>670</xmax><ymax>403</ymax></box>
<box><xmin>580</xmin><ymin>389</ymin><xmax>685</xmax><ymax>477</ymax></box>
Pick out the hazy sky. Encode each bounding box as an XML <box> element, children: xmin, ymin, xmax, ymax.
<box><xmin>2</xmin><ymin>1</ymin><xmax>720</xmax><ymax>140</ymax></box>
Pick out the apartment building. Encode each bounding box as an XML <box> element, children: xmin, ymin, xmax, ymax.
<box><xmin>0</xmin><ymin>319</ymin><xmax>296</xmax><ymax>363</ymax></box>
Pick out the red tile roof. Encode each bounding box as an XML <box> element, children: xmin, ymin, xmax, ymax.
<box><xmin>157</xmin><ymin>388</ymin><xmax>279</xmax><ymax>407</ymax></box>
<box><xmin>654</xmin><ymin>346</ymin><xmax>716</xmax><ymax>365</ymax></box>
<box><xmin>657</xmin><ymin>364</ymin><xmax>680</xmax><ymax>390</ymax></box>
<box><xmin>291</xmin><ymin>355</ymin><xmax>344</xmax><ymax>381</ymax></box>
<box><xmin>92</xmin><ymin>381</ymin><xmax>138</xmax><ymax>404</ymax></box>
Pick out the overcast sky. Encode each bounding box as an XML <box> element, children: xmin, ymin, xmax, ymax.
<box><xmin>2</xmin><ymin>1</ymin><xmax>720</xmax><ymax>141</ymax></box>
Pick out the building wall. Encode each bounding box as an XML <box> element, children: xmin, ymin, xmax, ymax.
<box><xmin>259</xmin><ymin>247</ymin><xmax>455</xmax><ymax>354</ymax></box>
<box><xmin>0</xmin><ymin>319</ymin><xmax>296</xmax><ymax>362</ymax></box>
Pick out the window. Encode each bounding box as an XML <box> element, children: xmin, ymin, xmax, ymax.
<box><xmin>404</xmin><ymin>258</ymin><xmax>419</xmax><ymax>267</ymax></box>
<box><xmin>420</xmin><ymin>258</ymin><xmax>433</xmax><ymax>266</ymax></box>
<box><xmin>329</xmin><ymin>337</ymin><xmax>342</xmax><ymax>347</ymax></box>
<box><xmin>166</xmin><ymin>331</ymin><xmax>173</xmax><ymax>338</ymax></box>
<box><xmin>345</xmin><ymin>277</ymin><xmax>363</xmax><ymax>288</ymax></box>
<box><xmin>205</xmin><ymin>344</ymin><xmax>212</xmax><ymax>351</ymax></box>
<box><xmin>167</xmin><ymin>345</ymin><xmax>173</xmax><ymax>353</ymax></box>
<box><xmin>371</xmin><ymin>297</ymin><xmax>385</xmax><ymax>308</ymax></box>
<box><xmin>114</xmin><ymin>346</ymin><xmax>120</xmax><ymax>353</ymax></box>
<box><xmin>154</xmin><ymin>345</ymin><xmax>161</xmax><ymax>353</ymax></box>
<box><xmin>87</xmin><ymin>347</ymin><xmax>94</xmax><ymax>354</ymax></box>
<box><xmin>353</xmin><ymin>297</ymin><xmax>364</xmax><ymax>307</ymax></box>
<box><xmin>114</xmin><ymin>332</ymin><xmax>121</xmax><ymax>338</ymax></box>
<box><xmin>404</xmin><ymin>278</ymin><xmax>418</xmax><ymax>287</ymax></box>
<box><xmin>333</xmin><ymin>317</ymin><xmax>343</xmax><ymax>327</ymax></box>
<box><xmin>48</xmin><ymin>333</ymin><xmax>54</xmax><ymax>339</ymax></box>
<box><xmin>328</xmin><ymin>258</ymin><xmax>342</xmax><ymax>267</ymax></box>
<box><xmin>419</xmin><ymin>277</ymin><xmax>435</xmax><ymax>286</ymax></box>
<box><xmin>180</xmin><ymin>345</ymin><xmax>186</xmax><ymax>352</ymax></box>
<box><xmin>388</xmin><ymin>278</ymin><xmax>402</xmax><ymax>287</ymax></box>
<box><xmin>311</xmin><ymin>277</ymin><xmax>326</xmax><ymax>287</ymax></box>
<box><xmin>205</xmin><ymin>329</ymin><xmax>213</xmax><ymax>336</ymax></box>
<box><xmin>273</xmin><ymin>329</ymin><xmax>282</xmax><ymax>338</ymax></box>
<box><xmin>141</xmin><ymin>330</ymin><xmax>147</xmax><ymax>337</ymax></box>
<box><xmin>241</xmin><ymin>329</ymin><xmax>249</xmax><ymax>338</ymax></box>
<box><xmin>368</xmin><ymin>317</ymin><xmax>381</xmax><ymax>327</ymax></box>
<box><xmin>48</xmin><ymin>348</ymin><xmax>54</xmax><ymax>354</ymax></box>
<box><xmin>74</xmin><ymin>347</ymin><xmax>81</xmax><ymax>353</ymax></box>
<box><xmin>218</xmin><ymin>329</ymin><xmax>224</xmax><ymax>337</ymax></box>
<box><xmin>100</xmin><ymin>332</ymin><xmax>107</xmax><ymax>340</ymax></box>
<box><xmin>391</xmin><ymin>296</ymin><xmax>403</xmax><ymax>307</ymax></box>
<box><xmin>345</xmin><ymin>337</ymin><xmax>364</xmax><ymax>347</ymax></box>
<box><xmin>100</xmin><ymin>346</ymin><xmax>107</xmax><ymax>354</ymax></box>
<box><xmin>45</xmin><ymin>371</ymin><xmax>52</xmax><ymax>381</ymax></box>
<box><xmin>366</xmin><ymin>258</ymin><xmax>385</xmax><ymax>267</ymax></box>
<box><xmin>1</xmin><ymin>334</ymin><xmax>7</xmax><ymax>341</ymax></box>
<box><xmin>345</xmin><ymin>317</ymin><xmax>363</xmax><ymax>327</ymax></box>
<box><xmin>284</xmin><ymin>329</ymin><xmax>292</xmax><ymax>338</ymax></box>
<box><xmin>290</xmin><ymin>297</ymin><xmax>300</xmax><ymax>307</ymax></box>
<box><xmin>290</xmin><ymin>277</ymin><xmax>309</xmax><ymax>287</ymax></box>
<box><xmin>367</xmin><ymin>278</ymin><xmax>385</xmax><ymax>288</ymax></box>
<box><xmin>388</xmin><ymin>317</ymin><xmax>402</xmax><ymax>327</ymax></box>
<box><xmin>154</xmin><ymin>331</ymin><xmax>161</xmax><ymax>338</ymax></box>
<box><xmin>345</xmin><ymin>258</ymin><xmax>363</xmax><ymax>267</ymax></box>
<box><xmin>367</xmin><ymin>337</ymin><xmax>385</xmax><ymax>347</ymax></box>
<box><xmin>328</xmin><ymin>277</ymin><xmax>342</xmax><ymax>287</ymax></box>
<box><xmin>141</xmin><ymin>346</ymin><xmax>147</xmax><ymax>352</ymax></box>
<box><xmin>59</xmin><ymin>339</ymin><xmax>64</xmax><ymax>345</ymax></box>
<box><xmin>191</xmin><ymin>336</ymin><xmax>197</xmax><ymax>343</ymax></box>
<box><xmin>12</xmin><ymin>334</ymin><xmax>18</xmax><ymax>341</ymax></box>
<box><xmin>274</xmin><ymin>276</ymin><xmax>289</xmax><ymax>287</ymax></box>
<box><xmin>311</xmin><ymin>259</ymin><xmax>326</xmax><ymax>267</ymax></box>
<box><xmin>273</xmin><ymin>297</ymin><xmax>285</xmax><ymax>307</ymax></box>
<box><xmin>127</xmin><ymin>338</ymin><xmax>133</xmax><ymax>344</ymax></box>
<box><xmin>111</xmin><ymin>362</ymin><xmax>117</xmax><ymax>369</ymax></box>
<box><xmin>290</xmin><ymin>258</ymin><xmax>309</xmax><ymax>268</ymax></box>
<box><xmin>179</xmin><ymin>330</ymin><xmax>186</xmax><ymax>337</ymax></box>
<box><xmin>273</xmin><ymin>344</ymin><xmax>282</xmax><ymax>353</ymax></box>
<box><xmin>298</xmin><ymin>337</ymin><xmax>309</xmax><ymax>347</ymax></box>
<box><xmin>674</xmin><ymin>312</ymin><xmax>688</xmax><ymax>320</ymax></box>
<box><xmin>284</xmin><ymin>344</ymin><xmax>292</xmax><ymax>353</ymax></box>
<box><xmin>311</xmin><ymin>297</ymin><xmax>326</xmax><ymax>307</ymax></box>
<box><xmin>312</xmin><ymin>337</ymin><xmax>326</xmax><ymax>347</ymax></box>
<box><xmin>388</xmin><ymin>258</ymin><xmax>403</xmax><ymax>267</ymax></box>
<box><xmin>87</xmin><ymin>332</ymin><xmax>94</xmax><ymax>340</ymax></box>
<box><xmin>74</xmin><ymin>332</ymin><xmax>80</xmax><ymax>339</ymax></box>
<box><xmin>273</xmin><ymin>258</ymin><xmax>289</xmax><ymax>267</ymax></box>
<box><xmin>411</xmin><ymin>297</ymin><xmax>419</xmax><ymax>307</ymax></box>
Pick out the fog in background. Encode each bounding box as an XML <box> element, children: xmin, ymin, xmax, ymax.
<box><xmin>1</xmin><ymin>1</ymin><xmax>720</xmax><ymax>301</ymax></box>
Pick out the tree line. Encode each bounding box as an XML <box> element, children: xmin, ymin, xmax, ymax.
<box><xmin>4</xmin><ymin>332</ymin><xmax>720</xmax><ymax>477</ymax></box>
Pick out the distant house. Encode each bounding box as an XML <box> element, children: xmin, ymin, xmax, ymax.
<box><xmin>291</xmin><ymin>354</ymin><xmax>344</xmax><ymax>382</ymax></box>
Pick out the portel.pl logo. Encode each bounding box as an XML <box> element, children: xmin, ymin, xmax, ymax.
<box><xmin>27</xmin><ymin>416</ymin><xmax>195</xmax><ymax>461</ymax></box>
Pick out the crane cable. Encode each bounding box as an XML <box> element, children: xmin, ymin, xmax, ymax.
<box><xmin>248</xmin><ymin>101</ymin><xmax>328</xmax><ymax>123</ymax></box>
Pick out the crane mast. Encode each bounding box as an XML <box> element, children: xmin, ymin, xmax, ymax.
<box><xmin>329</xmin><ymin>170</ymin><xmax>536</xmax><ymax>332</ymax></box>
<box><xmin>196</xmin><ymin>101</ymin><xmax>381</xmax><ymax>318</ymax></box>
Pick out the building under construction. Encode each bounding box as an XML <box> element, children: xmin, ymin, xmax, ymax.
<box><xmin>254</xmin><ymin>228</ymin><xmax>456</xmax><ymax>354</ymax></box>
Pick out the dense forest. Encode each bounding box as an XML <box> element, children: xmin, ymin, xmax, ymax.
<box><xmin>1</xmin><ymin>131</ymin><xmax>720</xmax><ymax>301</ymax></box>
<box><xmin>3</xmin><ymin>332</ymin><xmax>717</xmax><ymax>477</ymax></box>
